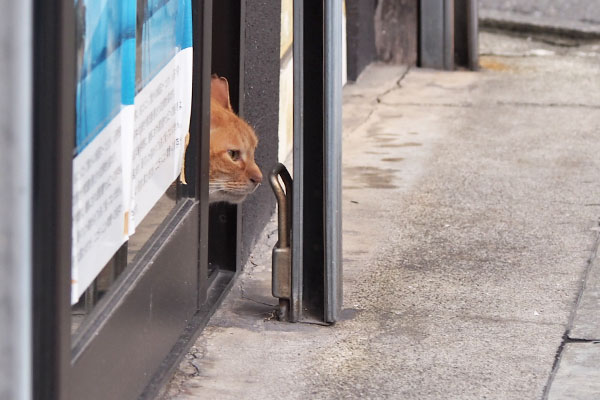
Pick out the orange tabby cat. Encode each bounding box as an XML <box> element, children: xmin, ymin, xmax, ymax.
<box><xmin>209</xmin><ymin>75</ymin><xmax>262</xmax><ymax>203</ymax></box>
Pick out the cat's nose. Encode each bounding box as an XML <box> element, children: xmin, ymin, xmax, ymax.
<box><xmin>249</xmin><ymin>169</ymin><xmax>263</xmax><ymax>185</ymax></box>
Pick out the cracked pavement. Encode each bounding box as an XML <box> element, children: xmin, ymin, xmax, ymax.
<box><xmin>161</xmin><ymin>31</ymin><xmax>600</xmax><ymax>399</ymax></box>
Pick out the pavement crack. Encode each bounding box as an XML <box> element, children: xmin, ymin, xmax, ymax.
<box><xmin>543</xmin><ymin>223</ymin><xmax>600</xmax><ymax>399</ymax></box>
<box><xmin>188</xmin><ymin>361</ymin><xmax>201</xmax><ymax>377</ymax></box>
<box><xmin>564</xmin><ymin>336</ymin><xmax>600</xmax><ymax>343</ymax></box>
<box><xmin>345</xmin><ymin>67</ymin><xmax>411</xmax><ymax>138</ymax></box>
<box><xmin>375</xmin><ymin>65</ymin><xmax>411</xmax><ymax>102</ymax></box>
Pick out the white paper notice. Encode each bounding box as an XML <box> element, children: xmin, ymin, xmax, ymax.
<box><xmin>71</xmin><ymin>109</ymin><xmax>131</xmax><ymax>303</ymax></box>
<box><xmin>131</xmin><ymin>48</ymin><xmax>193</xmax><ymax>227</ymax></box>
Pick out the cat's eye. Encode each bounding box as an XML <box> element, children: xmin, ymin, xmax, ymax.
<box><xmin>227</xmin><ymin>149</ymin><xmax>241</xmax><ymax>161</ymax></box>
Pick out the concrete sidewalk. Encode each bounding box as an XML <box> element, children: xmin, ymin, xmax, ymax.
<box><xmin>162</xmin><ymin>31</ymin><xmax>600</xmax><ymax>399</ymax></box>
<box><xmin>479</xmin><ymin>0</ymin><xmax>600</xmax><ymax>25</ymax></box>
<box><xmin>479</xmin><ymin>0</ymin><xmax>600</xmax><ymax>41</ymax></box>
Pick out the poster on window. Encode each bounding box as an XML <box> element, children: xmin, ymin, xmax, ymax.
<box><xmin>130</xmin><ymin>0</ymin><xmax>193</xmax><ymax>228</ymax></box>
<box><xmin>71</xmin><ymin>0</ymin><xmax>193</xmax><ymax>304</ymax></box>
<box><xmin>71</xmin><ymin>0</ymin><xmax>136</xmax><ymax>304</ymax></box>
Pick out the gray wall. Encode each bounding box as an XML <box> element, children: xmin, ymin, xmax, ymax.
<box><xmin>0</xmin><ymin>1</ymin><xmax>32</xmax><ymax>399</ymax></box>
<box><xmin>346</xmin><ymin>0</ymin><xmax>377</xmax><ymax>81</ymax></box>
<box><xmin>241</xmin><ymin>0</ymin><xmax>281</xmax><ymax>265</ymax></box>
<box><xmin>346</xmin><ymin>0</ymin><xmax>418</xmax><ymax>81</ymax></box>
<box><xmin>375</xmin><ymin>0</ymin><xmax>418</xmax><ymax>65</ymax></box>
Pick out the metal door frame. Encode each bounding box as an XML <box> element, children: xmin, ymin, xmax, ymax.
<box><xmin>420</xmin><ymin>0</ymin><xmax>479</xmax><ymax>70</ymax></box>
<box><xmin>291</xmin><ymin>0</ymin><xmax>343</xmax><ymax>324</ymax></box>
<box><xmin>30</xmin><ymin>1</ymin><xmax>234</xmax><ymax>399</ymax></box>
<box><xmin>32</xmin><ymin>0</ymin><xmax>74</xmax><ymax>396</ymax></box>
<box><xmin>208</xmin><ymin>0</ymin><xmax>245</xmax><ymax>277</ymax></box>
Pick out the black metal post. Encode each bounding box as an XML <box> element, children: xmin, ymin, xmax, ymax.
<box><xmin>324</xmin><ymin>0</ymin><xmax>343</xmax><ymax>324</ymax></box>
<box><xmin>32</xmin><ymin>0</ymin><xmax>75</xmax><ymax>398</ymax></box>
<box><xmin>209</xmin><ymin>0</ymin><xmax>245</xmax><ymax>274</ymax></box>
<box><xmin>291</xmin><ymin>0</ymin><xmax>305</xmax><ymax>322</ymax></box>
<box><xmin>421</xmin><ymin>0</ymin><xmax>478</xmax><ymax>70</ymax></box>
<box><xmin>188</xmin><ymin>0</ymin><xmax>213</xmax><ymax>307</ymax></box>
<box><xmin>293</xmin><ymin>0</ymin><xmax>342</xmax><ymax>324</ymax></box>
<box><xmin>297</xmin><ymin>0</ymin><xmax>326</xmax><ymax>322</ymax></box>
<box><xmin>467</xmin><ymin>0</ymin><xmax>479</xmax><ymax>70</ymax></box>
<box><xmin>420</xmin><ymin>0</ymin><xmax>454</xmax><ymax>69</ymax></box>
<box><xmin>454</xmin><ymin>0</ymin><xmax>479</xmax><ymax>70</ymax></box>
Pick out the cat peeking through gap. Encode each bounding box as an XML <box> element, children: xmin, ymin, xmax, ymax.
<box><xmin>179</xmin><ymin>75</ymin><xmax>262</xmax><ymax>203</ymax></box>
<box><xmin>208</xmin><ymin>74</ymin><xmax>262</xmax><ymax>203</ymax></box>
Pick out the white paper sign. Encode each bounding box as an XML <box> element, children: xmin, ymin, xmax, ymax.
<box><xmin>131</xmin><ymin>48</ymin><xmax>193</xmax><ymax>227</ymax></box>
<box><xmin>72</xmin><ymin>109</ymin><xmax>131</xmax><ymax>302</ymax></box>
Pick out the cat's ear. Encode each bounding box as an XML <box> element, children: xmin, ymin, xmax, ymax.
<box><xmin>211</xmin><ymin>74</ymin><xmax>232</xmax><ymax>111</ymax></box>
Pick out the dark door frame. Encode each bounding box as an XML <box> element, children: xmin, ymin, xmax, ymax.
<box><xmin>208</xmin><ymin>0</ymin><xmax>245</xmax><ymax>277</ymax></box>
<box><xmin>32</xmin><ymin>0</ymin><xmax>74</xmax><ymax>397</ymax></box>
<box><xmin>291</xmin><ymin>0</ymin><xmax>343</xmax><ymax>324</ymax></box>
<box><xmin>31</xmin><ymin>1</ymin><xmax>233</xmax><ymax>399</ymax></box>
<box><xmin>419</xmin><ymin>0</ymin><xmax>479</xmax><ymax>70</ymax></box>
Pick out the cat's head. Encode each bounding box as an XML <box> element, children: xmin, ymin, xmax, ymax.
<box><xmin>209</xmin><ymin>75</ymin><xmax>262</xmax><ymax>204</ymax></box>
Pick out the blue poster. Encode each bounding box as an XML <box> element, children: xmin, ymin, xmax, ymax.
<box><xmin>75</xmin><ymin>0</ymin><xmax>136</xmax><ymax>155</ymax></box>
<box><xmin>138</xmin><ymin>0</ymin><xmax>192</xmax><ymax>90</ymax></box>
